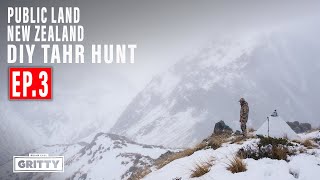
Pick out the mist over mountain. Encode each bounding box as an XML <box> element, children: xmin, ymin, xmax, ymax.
<box><xmin>0</xmin><ymin>74</ymin><xmax>135</xmax><ymax>165</ymax></box>
<box><xmin>0</xmin><ymin>101</ymin><xmax>41</xmax><ymax>165</ymax></box>
<box><xmin>111</xmin><ymin>26</ymin><xmax>320</xmax><ymax>148</ymax></box>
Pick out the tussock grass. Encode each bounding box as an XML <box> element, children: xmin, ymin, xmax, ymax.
<box><xmin>206</xmin><ymin>134</ymin><xmax>231</xmax><ymax>149</ymax></box>
<box><xmin>272</xmin><ymin>146</ymin><xmax>289</xmax><ymax>160</ymax></box>
<box><xmin>194</xmin><ymin>142</ymin><xmax>207</xmax><ymax>151</ymax></box>
<box><xmin>190</xmin><ymin>158</ymin><xmax>214</xmax><ymax>178</ymax></box>
<box><xmin>207</xmin><ymin>137</ymin><xmax>223</xmax><ymax>150</ymax></box>
<box><xmin>155</xmin><ymin>148</ymin><xmax>196</xmax><ymax>169</ymax></box>
<box><xmin>156</xmin><ymin>135</ymin><xmax>228</xmax><ymax>169</ymax></box>
<box><xmin>130</xmin><ymin>168</ymin><xmax>151</xmax><ymax>180</ymax></box>
<box><xmin>227</xmin><ymin>156</ymin><xmax>247</xmax><ymax>174</ymax></box>
<box><xmin>231</xmin><ymin>136</ymin><xmax>248</xmax><ymax>144</ymax></box>
<box><xmin>248</xmin><ymin>128</ymin><xmax>255</xmax><ymax>133</ymax></box>
<box><xmin>303</xmin><ymin>139</ymin><xmax>313</xmax><ymax>147</ymax></box>
<box><xmin>302</xmin><ymin>139</ymin><xmax>316</xmax><ymax>149</ymax></box>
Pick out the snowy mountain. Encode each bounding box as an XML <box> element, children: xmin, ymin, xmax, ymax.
<box><xmin>111</xmin><ymin>30</ymin><xmax>320</xmax><ymax>148</ymax></box>
<box><xmin>0</xmin><ymin>133</ymin><xmax>170</xmax><ymax>180</ymax></box>
<box><xmin>0</xmin><ymin>72</ymin><xmax>135</xmax><ymax>165</ymax></box>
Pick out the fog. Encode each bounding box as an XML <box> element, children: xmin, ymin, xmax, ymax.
<box><xmin>1</xmin><ymin>0</ymin><xmax>320</xmax><ymax>90</ymax></box>
<box><xmin>0</xmin><ymin>0</ymin><xmax>320</xmax><ymax>164</ymax></box>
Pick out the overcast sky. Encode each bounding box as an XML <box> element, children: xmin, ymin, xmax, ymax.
<box><xmin>1</xmin><ymin>0</ymin><xmax>320</xmax><ymax>160</ymax></box>
<box><xmin>1</xmin><ymin>0</ymin><xmax>320</xmax><ymax>96</ymax></box>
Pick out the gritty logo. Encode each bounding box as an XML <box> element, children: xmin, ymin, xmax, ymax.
<box><xmin>13</xmin><ymin>154</ymin><xmax>64</xmax><ymax>172</ymax></box>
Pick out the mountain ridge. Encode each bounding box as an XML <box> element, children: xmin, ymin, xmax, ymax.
<box><xmin>0</xmin><ymin>132</ymin><xmax>171</xmax><ymax>180</ymax></box>
<box><xmin>111</xmin><ymin>31</ymin><xmax>320</xmax><ymax>148</ymax></box>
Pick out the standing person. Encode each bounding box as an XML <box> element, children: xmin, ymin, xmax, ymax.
<box><xmin>239</xmin><ymin>98</ymin><xmax>249</xmax><ymax>136</ymax></box>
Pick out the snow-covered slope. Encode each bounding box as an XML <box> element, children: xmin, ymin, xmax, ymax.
<box><xmin>0</xmin><ymin>133</ymin><xmax>170</xmax><ymax>180</ymax></box>
<box><xmin>111</xmin><ymin>29</ymin><xmax>320</xmax><ymax>148</ymax></box>
<box><xmin>144</xmin><ymin>133</ymin><xmax>320</xmax><ymax>180</ymax></box>
<box><xmin>300</xmin><ymin>131</ymin><xmax>320</xmax><ymax>141</ymax></box>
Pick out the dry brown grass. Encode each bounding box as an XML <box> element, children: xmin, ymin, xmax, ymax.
<box><xmin>156</xmin><ymin>135</ymin><xmax>228</xmax><ymax>170</ymax></box>
<box><xmin>302</xmin><ymin>139</ymin><xmax>316</xmax><ymax>149</ymax></box>
<box><xmin>155</xmin><ymin>148</ymin><xmax>196</xmax><ymax>169</ymax></box>
<box><xmin>272</xmin><ymin>146</ymin><xmax>289</xmax><ymax>160</ymax></box>
<box><xmin>129</xmin><ymin>168</ymin><xmax>151</xmax><ymax>180</ymax></box>
<box><xmin>292</xmin><ymin>139</ymin><xmax>301</xmax><ymax>144</ymax></box>
<box><xmin>248</xmin><ymin>128</ymin><xmax>255</xmax><ymax>133</ymax></box>
<box><xmin>231</xmin><ymin>136</ymin><xmax>248</xmax><ymax>144</ymax></box>
<box><xmin>190</xmin><ymin>159</ymin><xmax>214</xmax><ymax>178</ymax></box>
<box><xmin>207</xmin><ymin>134</ymin><xmax>230</xmax><ymax>149</ymax></box>
<box><xmin>227</xmin><ymin>156</ymin><xmax>247</xmax><ymax>174</ymax></box>
<box><xmin>207</xmin><ymin>137</ymin><xmax>223</xmax><ymax>150</ymax></box>
<box><xmin>194</xmin><ymin>142</ymin><xmax>207</xmax><ymax>151</ymax></box>
<box><xmin>133</xmin><ymin>145</ymin><xmax>206</xmax><ymax>179</ymax></box>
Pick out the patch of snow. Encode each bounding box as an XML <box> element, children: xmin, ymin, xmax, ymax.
<box><xmin>299</xmin><ymin>131</ymin><xmax>320</xmax><ymax>140</ymax></box>
<box><xmin>145</xmin><ymin>136</ymin><xmax>320</xmax><ymax>180</ymax></box>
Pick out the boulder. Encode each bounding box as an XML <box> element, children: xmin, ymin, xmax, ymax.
<box><xmin>287</xmin><ymin>121</ymin><xmax>312</xmax><ymax>133</ymax></box>
<box><xmin>157</xmin><ymin>151</ymin><xmax>174</xmax><ymax>160</ymax></box>
<box><xmin>300</xmin><ymin>123</ymin><xmax>312</xmax><ymax>132</ymax></box>
<box><xmin>213</xmin><ymin>120</ymin><xmax>233</xmax><ymax>135</ymax></box>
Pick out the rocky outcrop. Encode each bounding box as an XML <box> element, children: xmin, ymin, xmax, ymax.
<box><xmin>234</xmin><ymin>130</ymin><xmax>242</xmax><ymax>135</ymax></box>
<box><xmin>287</xmin><ymin>121</ymin><xmax>312</xmax><ymax>133</ymax></box>
<box><xmin>213</xmin><ymin>120</ymin><xmax>233</xmax><ymax>135</ymax></box>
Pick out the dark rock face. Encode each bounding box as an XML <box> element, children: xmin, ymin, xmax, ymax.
<box><xmin>287</xmin><ymin>121</ymin><xmax>312</xmax><ymax>133</ymax></box>
<box><xmin>157</xmin><ymin>151</ymin><xmax>175</xmax><ymax>160</ymax></box>
<box><xmin>234</xmin><ymin>130</ymin><xmax>242</xmax><ymax>135</ymax></box>
<box><xmin>213</xmin><ymin>120</ymin><xmax>233</xmax><ymax>135</ymax></box>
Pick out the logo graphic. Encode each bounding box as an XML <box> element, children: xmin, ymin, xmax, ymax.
<box><xmin>13</xmin><ymin>154</ymin><xmax>64</xmax><ymax>172</ymax></box>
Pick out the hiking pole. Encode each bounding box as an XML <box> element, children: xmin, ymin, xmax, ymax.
<box><xmin>267</xmin><ymin>117</ymin><xmax>270</xmax><ymax>137</ymax></box>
